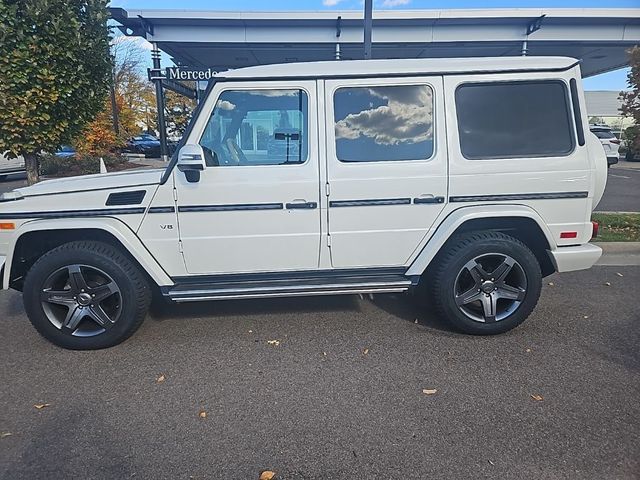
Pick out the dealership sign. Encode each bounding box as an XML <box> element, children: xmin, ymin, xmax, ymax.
<box><xmin>148</xmin><ymin>67</ymin><xmax>217</xmax><ymax>82</ymax></box>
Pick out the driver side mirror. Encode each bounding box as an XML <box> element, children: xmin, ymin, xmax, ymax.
<box><xmin>177</xmin><ymin>144</ymin><xmax>206</xmax><ymax>183</ymax></box>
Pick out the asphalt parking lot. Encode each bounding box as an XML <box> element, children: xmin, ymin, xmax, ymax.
<box><xmin>595</xmin><ymin>162</ymin><xmax>640</xmax><ymax>212</ymax></box>
<box><xmin>1</xmin><ymin>265</ymin><xmax>638</xmax><ymax>479</ymax></box>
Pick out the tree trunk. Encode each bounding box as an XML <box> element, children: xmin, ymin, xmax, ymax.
<box><xmin>24</xmin><ymin>152</ymin><xmax>39</xmax><ymax>185</ymax></box>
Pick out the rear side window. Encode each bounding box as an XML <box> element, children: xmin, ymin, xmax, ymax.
<box><xmin>455</xmin><ymin>81</ymin><xmax>575</xmax><ymax>159</ymax></box>
<box><xmin>333</xmin><ymin>85</ymin><xmax>434</xmax><ymax>162</ymax></box>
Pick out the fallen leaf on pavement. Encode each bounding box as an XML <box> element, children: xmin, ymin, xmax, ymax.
<box><xmin>526</xmin><ymin>348</ymin><xmax>531</xmax><ymax>353</ymax></box>
<box><xmin>1</xmin><ymin>432</ymin><xmax>12</xmax><ymax>438</ymax></box>
<box><xmin>583</xmin><ymin>315</ymin><xmax>589</xmax><ymax>319</ymax></box>
<box><xmin>267</xmin><ymin>340</ymin><xmax>280</xmax><ymax>346</ymax></box>
<box><xmin>363</xmin><ymin>348</ymin><xmax>369</xmax><ymax>355</ymax></box>
<box><xmin>422</xmin><ymin>389</ymin><xmax>438</xmax><ymax>395</ymax></box>
<box><xmin>530</xmin><ymin>394</ymin><xmax>544</xmax><ymax>401</ymax></box>
<box><xmin>616</xmin><ymin>272</ymin><xmax>624</xmax><ymax>277</ymax></box>
<box><xmin>604</xmin><ymin>282</ymin><xmax>611</xmax><ymax>286</ymax></box>
<box><xmin>548</xmin><ymin>282</ymin><xmax>554</xmax><ymax>286</ymax></box>
<box><xmin>488</xmin><ymin>460</ymin><xmax>495</xmax><ymax>466</ymax></box>
<box><xmin>33</xmin><ymin>403</ymin><xmax>50</xmax><ymax>410</ymax></box>
<box><xmin>198</xmin><ymin>409</ymin><xmax>207</xmax><ymax>419</ymax></box>
<box><xmin>248</xmin><ymin>330</ymin><xmax>253</xmax><ymax>333</ymax></box>
<box><xmin>156</xmin><ymin>374</ymin><xmax>166</xmax><ymax>383</ymax></box>
<box><xmin>259</xmin><ymin>471</ymin><xmax>276</xmax><ymax>480</ymax></box>
<box><xmin>322</xmin><ymin>351</ymin><xmax>327</xmax><ymax>356</ymax></box>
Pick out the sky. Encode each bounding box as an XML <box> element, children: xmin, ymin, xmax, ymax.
<box><xmin>110</xmin><ymin>0</ymin><xmax>637</xmax><ymax>91</ymax></box>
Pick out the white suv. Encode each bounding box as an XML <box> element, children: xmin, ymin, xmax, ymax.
<box><xmin>590</xmin><ymin>125</ymin><xmax>620</xmax><ymax>166</ymax></box>
<box><xmin>0</xmin><ymin>152</ymin><xmax>25</xmax><ymax>181</ymax></box>
<box><xmin>0</xmin><ymin>57</ymin><xmax>607</xmax><ymax>349</ymax></box>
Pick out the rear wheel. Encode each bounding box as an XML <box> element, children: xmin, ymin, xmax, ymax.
<box><xmin>23</xmin><ymin>241</ymin><xmax>151</xmax><ymax>349</ymax></box>
<box><xmin>429</xmin><ymin>232</ymin><xmax>542</xmax><ymax>335</ymax></box>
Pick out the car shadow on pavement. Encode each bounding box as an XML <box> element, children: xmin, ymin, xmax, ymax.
<box><xmin>368</xmin><ymin>292</ymin><xmax>457</xmax><ymax>333</ymax></box>
<box><xmin>148</xmin><ymin>290</ymin><xmax>458</xmax><ymax>334</ymax></box>
<box><xmin>148</xmin><ymin>293</ymin><xmax>363</xmax><ymax>321</ymax></box>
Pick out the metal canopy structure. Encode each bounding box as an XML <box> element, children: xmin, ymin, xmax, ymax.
<box><xmin>110</xmin><ymin>7</ymin><xmax>640</xmax><ymax>77</ymax></box>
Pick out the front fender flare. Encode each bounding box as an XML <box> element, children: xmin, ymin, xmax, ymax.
<box><xmin>3</xmin><ymin>217</ymin><xmax>173</xmax><ymax>288</ymax></box>
<box><xmin>406</xmin><ymin>204</ymin><xmax>556</xmax><ymax>276</ymax></box>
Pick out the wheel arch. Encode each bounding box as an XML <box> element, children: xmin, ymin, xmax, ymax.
<box><xmin>407</xmin><ymin>205</ymin><xmax>557</xmax><ymax>278</ymax></box>
<box><xmin>4</xmin><ymin>218</ymin><xmax>173</xmax><ymax>291</ymax></box>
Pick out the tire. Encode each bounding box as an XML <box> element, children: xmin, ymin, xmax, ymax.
<box><xmin>429</xmin><ymin>232</ymin><xmax>542</xmax><ymax>335</ymax></box>
<box><xmin>23</xmin><ymin>241</ymin><xmax>151</xmax><ymax>350</ymax></box>
<box><xmin>0</xmin><ymin>175</ymin><xmax>7</xmax><ymax>182</ymax></box>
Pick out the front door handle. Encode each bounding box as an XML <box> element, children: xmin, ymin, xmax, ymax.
<box><xmin>413</xmin><ymin>195</ymin><xmax>445</xmax><ymax>204</ymax></box>
<box><xmin>286</xmin><ymin>200</ymin><xmax>318</xmax><ymax>210</ymax></box>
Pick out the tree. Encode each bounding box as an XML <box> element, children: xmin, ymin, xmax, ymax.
<box><xmin>165</xmin><ymin>87</ymin><xmax>197</xmax><ymax>139</ymax></box>
<box><xmin>0</xmin><ymin>0</ymin><xmax>112</xmax><ymax>184</ymax></box>
<box><xmin>620</xmin><ymin>46</ymin><xmax>640</xmax><ymax>156</ymax></box>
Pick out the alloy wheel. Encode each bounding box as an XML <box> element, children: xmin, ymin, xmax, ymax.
<box><xmin>40</xmin><ymin>264</ymin><xmax>122</xmax><ymax>337</ymax></box>
<box><xmin>453</xmin><ymin>253</ymin><xmax>527</xmax><ymax>323</ymax></box>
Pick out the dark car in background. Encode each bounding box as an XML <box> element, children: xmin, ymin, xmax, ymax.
<box><xmin>122</xmin><ymin>134</ymin><xmax>178</xmax><ymax>158</ymax></box>
<box><xmin>123</xmin><ymin>134</ymin><xmax>161</xmax><ymax>158</ymax></box>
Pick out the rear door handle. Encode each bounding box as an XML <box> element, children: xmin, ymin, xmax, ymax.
<box><xmin>413</xmin><ymin>195</ymin><xmax>445</xmax><ymax>204</ymax></box>
<box><xmin>286</xmin><ymin>200</ymin><xmax>318</xmax><ymax>210</ymax></box>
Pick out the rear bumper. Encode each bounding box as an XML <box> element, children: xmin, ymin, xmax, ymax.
<box><xmin>548</xmin><ymin>243</ymin><xmax>602</xmax><ymax>273</ymax></box>
<box><xmin>607</xmin><ymin>156</ymin><xmax>619</xmax><ymax>166</ymax></box>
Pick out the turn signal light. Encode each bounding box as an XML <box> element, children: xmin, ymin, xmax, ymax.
<box><xmin>0</xmin><ymin>222</ymin><xmax>15</xmax><ymax>230</ymax></box>
<box><xmin>591</xmin><ymin>221</ymin><xmax>599</xmax><ymax>238</ymax></box>
<box><xmin>560</xmin><ymin>231</ymin><xmax>578</xmax><ymax>239</ymax></box>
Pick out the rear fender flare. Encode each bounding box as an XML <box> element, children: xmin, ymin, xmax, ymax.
<box><xmin>406</xmin><ymin>204</ymin><xmax>556</xmax><ymax>276</ymax></box>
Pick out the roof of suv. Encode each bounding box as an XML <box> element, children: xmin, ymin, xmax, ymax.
<box><xmin>215</xmin><ymin>56</ymin><xmax>578</xmax><ymax>80</ymax></box>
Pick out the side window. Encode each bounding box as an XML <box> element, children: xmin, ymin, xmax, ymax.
<box><xmin>199</xmin><ymin>89</ymin><xmax>308</xmax><ymax>166</ymax></box>
<box><xmin>455</xmin><ymin>81</ymin><xmax>575</xmax><ymax>159</ymax></box>
<box><xmin>333</xmin><ymin>84</ymin><xmax>434</xmax><ymax>162</ymax></box>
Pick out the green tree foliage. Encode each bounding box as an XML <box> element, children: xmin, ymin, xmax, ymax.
<box><xmin>0</xmin><ymin>0</ymin><xmax>112</xmax><ymax>184</ymax></box>
<box><xmin>620</xmin><ymin>46</ymin><xmax>640</xmax><ymax>156</ymax></box>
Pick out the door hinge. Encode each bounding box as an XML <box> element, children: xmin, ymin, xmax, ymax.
<box><xmin>172</xmin><ymin>188</ymin><xmax>178</xmax><ymax>202</ymax></box>
<box><xmin>327</xmin><ymin>234</ymin><xmax>331</xmax><ymax>247</ymax></box>
<box><xmin>178</xmin><ymin>240</ymin><xmax>184</xmax><ymax>253</ymax></box>
<box><xmin>325</xmin><ymin>183</ymin><xmax>331</xmax><ymax>196</ymax></box>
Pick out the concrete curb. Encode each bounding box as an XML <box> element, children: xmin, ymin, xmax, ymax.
<box><xmin>594</xmin><ymin>242</ymin><xmax>640</xmax><ymax>266</ymax></box>
<box><xmin>595</xmin><ymin>242</ymin><xmax>640</xmax><ymax>253</ymax></box>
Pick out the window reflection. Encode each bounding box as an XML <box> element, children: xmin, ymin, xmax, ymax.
<box><xmin>334</xmin><ymin>85</ymin><xmax>434</xmax><ymax>162</ymax></box>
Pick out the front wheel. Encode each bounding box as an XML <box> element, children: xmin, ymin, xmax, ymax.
<box><xmin>429</xmin><ymin>232</ymin><xmax>542</xmax><ymax>335</ymax></box>
<box><xmin>23</xmin><ymin>241</ymin><xmax>151</xmax><ymax>349</ymax></box>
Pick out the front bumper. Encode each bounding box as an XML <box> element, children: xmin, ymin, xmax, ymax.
<box><xmin>548</xmin><ymin>243</ymin><xmax>602</xmax><ymax>273</ymax></box>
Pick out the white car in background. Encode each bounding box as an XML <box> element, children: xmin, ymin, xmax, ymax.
<box><xmin>589</xmin><ymin>125</ymin><xmax>620</xmax><ymax>167</ymax></box>
<box><xmin>0</xmin><ymin>152</ymin><xmax>25</xmax><ymax>181</ymax></box>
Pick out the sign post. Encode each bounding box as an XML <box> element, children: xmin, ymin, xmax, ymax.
<box><xmin>151</xmin><ymin>43</ymin><xmax>169</xmax><ymax>162</ymax></box>
<box><xmin>364</xmin><ymin>0</ymin><xmax>373</xmax><ymax>60</ymax></box>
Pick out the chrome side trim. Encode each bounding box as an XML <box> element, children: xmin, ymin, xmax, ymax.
<box><xmin>449</xmin><ymin>191</ymin><xmax>589</xmax><ymax>203</ymax></box>
<box><xmin>329</xmin><ymin>198</ymin><xmax>411</xmax><ymax>207</ymax></box>
<box><xmin>148</xmin><ymin>206</ymin><xmax>176</xmax><ymax>214</ymax></box>
<box><xmin>0</xmin><ymin>207</ymin><xmax>147</xmax><ymax>219</ymax></box>
<box><xmin>178</xmin><ymin>203</ymin><xmax>283</xmax><ymax>212</ymax></box>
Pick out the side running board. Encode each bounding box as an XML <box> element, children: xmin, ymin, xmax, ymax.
<box><xmin>163</xmin><ymin>270</ymin><xmax>415</xmax><ymax>302</ymax></box>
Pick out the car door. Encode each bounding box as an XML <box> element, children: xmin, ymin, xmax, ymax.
<box><xmin>175</xmin><ymin>81</ymin><xmax>321</xmax><ymax>275</ymax></box>
<box><xmin>324</xmin><ymin>76</ymin><xmax>447</xmax><ymax>268</ymax></box>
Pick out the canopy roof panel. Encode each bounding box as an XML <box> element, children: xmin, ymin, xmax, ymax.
<box><xmin>110</xmin><ymin>8</ymin><xmax>640</xmax><ymax>77</ymax></box>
